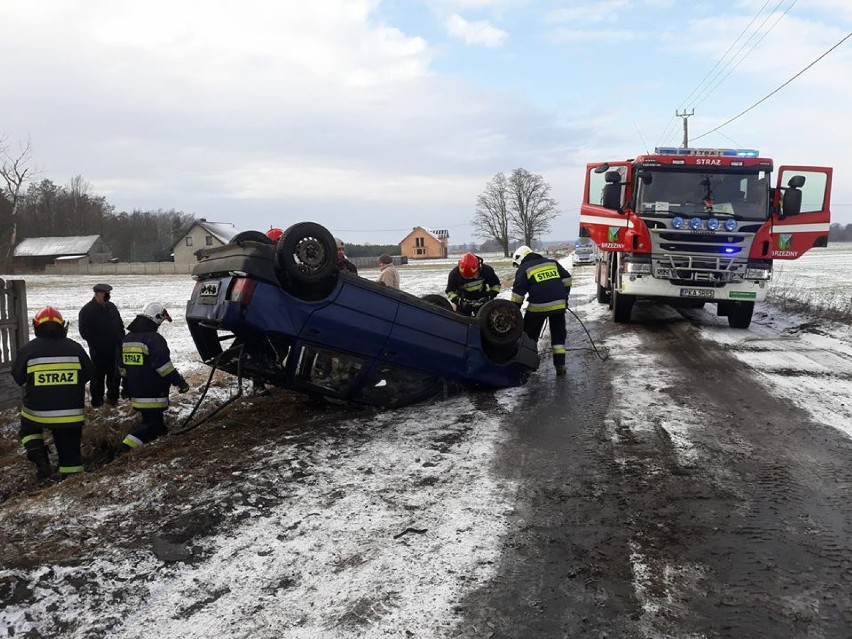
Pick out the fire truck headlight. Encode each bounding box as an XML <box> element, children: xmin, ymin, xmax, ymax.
<box><xmin>690</xmin><ymin>217</ymin><xmax>702</xmax><ymax>230</ymax></box>
<box><xmin>706</xmin><ymin>217</ymin><xmax>720</xmax><ymax>231</ymax></box>
<box><xmin>624</xmin><ymin>263</ymin><xmax>652</xmax><ymax>274</ymax></box>
<box><xmin>672</xmin><ymin>216</ymin><xmax>684</xmax><ymax>229</ymax></box>
<box><xmin>745</xmin><ymin>268</ymin><xmax>771</xmax><ymax>280</ymax></box>
<box><xmin>724</xmin><ymin>218</ymin><xmax>738</xmax><ymax>232</ymax></box>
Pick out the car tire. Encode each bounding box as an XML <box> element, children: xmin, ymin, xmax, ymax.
<box><xmin>276</xmin><ymin>222</ymin><xmax>338</xmax><ymax>296</ymax></box>
<box><xmin>230</xmin><ymin>230</ymin><xmax>274</xmax><ymax>245</ymax></box>
<box><xmin>421</xmin><ymin>294</ymin><xmax>453</xmax><ymax>311</ymax></box>
<box><xmin>478</xmin><ymin>299</ymin><xmax>523</xmax><ymax>347</ymax></box>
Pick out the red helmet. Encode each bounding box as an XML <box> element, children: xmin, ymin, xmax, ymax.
<box><xmin>33</xmin><ymin>306</ymin><xmax>65</xmax><ymax>327</ymax></box>
<box><xmin>458</xmin><ymin>253</ymin><xmax>480</xmax><ymax>279</ymax></box>
<box><xmin>266</xmin><ymin>227</ymin><xmax>284</xmax><ymax>242</ymax></box>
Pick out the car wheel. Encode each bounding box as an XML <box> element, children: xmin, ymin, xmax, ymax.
<box><xmin>421</xmin><ymin>294</ymin><xmax>453</xmax><ymax>311</ymax></box>
<box><xmin>276</xmin><ymin>222</ymin><xmax>337</xmax><ymax>295</ymax></box>
<box><xmin>230</xmin><ymin>230</ymin><xmax>274</xmax><ymax>245</ymax></box>
<box><xmin>478</xmin><ymin>299</ymin><xmax>523</xmax><ymax>347</ymax></box>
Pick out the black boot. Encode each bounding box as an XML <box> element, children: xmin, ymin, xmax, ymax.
<box><xmin>27</xmin><ymin>446</ymin><xmax>53</xmax><ymax>481</ymax></box>
<box><xmin>112</xmin><ymin>443</ymin><xmax>131</xmax><ymax>460</ymax></box>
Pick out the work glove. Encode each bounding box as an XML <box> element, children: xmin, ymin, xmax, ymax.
<box><xmin>178</xmin><ymin>383</ymin><xmax>190</xmax><ymax>394</ymax></box>
<box><xmin>486</xmin><ymin>290</ymin><xmax>498</xmax><ymax>300</ymax></box>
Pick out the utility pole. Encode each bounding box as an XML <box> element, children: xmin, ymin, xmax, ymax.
<box><xmin>676</xmin><ymin>109</ymin><xmax>694</xmax><ymax>148</ymax></box>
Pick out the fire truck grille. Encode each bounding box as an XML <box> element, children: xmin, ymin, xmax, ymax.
<box><xmin>648</xmin><ymin>227</ymin><xmax>755</xmax><ymax>283</ymax></box>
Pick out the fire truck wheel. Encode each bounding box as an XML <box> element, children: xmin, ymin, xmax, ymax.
<box><xmin>727</xmin><ymin>301</ymin><xmax>754</xmax><ymax>329</ymax></box>
<box><xmin>611</xmin><ymin>289</ymin><xmax>634</xmax><ymax>323</ymax></box>
<box><xmin>596</xmin><ymin>282</ymin><xmax>610</xmax><ymax>304</ymax></box>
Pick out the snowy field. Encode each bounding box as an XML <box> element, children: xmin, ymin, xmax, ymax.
<box><xmin>2</xmin><ymin>243</ymin><xmax>850</xmax><ymax>377</ymax></box>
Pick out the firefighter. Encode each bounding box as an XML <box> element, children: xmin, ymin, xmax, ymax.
<box><xmin>114</xmin><ymin>303</ymin><xmax>189</xmax><ymax>458</ymax></box>
<box><xmin>510</xmin><ymin>245</ymin><xmax>572</xmax><ymax>376</ymax></box>
<box><xmin>11</xmin><ymin>306</ymin><xmax>94</xmax><ymax>482</ymax></box>
<box><xmin>446</xmin><ymin>252</ymin><xmax>501</xmax><ymax>317</ymax></box>
<box><xmin>78</xmin><ymin>282</ymin><xmax>125</xmax><ymax>407</ymax></box>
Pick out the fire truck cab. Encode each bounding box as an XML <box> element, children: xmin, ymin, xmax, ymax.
<box><xmin>579</xmin><ymin>147</ymin><xmax>832</xmax><ymax>328</ymax></box>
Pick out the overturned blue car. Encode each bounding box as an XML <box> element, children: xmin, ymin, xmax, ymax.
<box><xmin>185</xmin><ymin>222</ymin><xmax>539</xmax><ymax>408</ymax></box>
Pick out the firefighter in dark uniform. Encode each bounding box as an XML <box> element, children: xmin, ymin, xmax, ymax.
<box><xmin>11</xmin><ymin>306</ymin><xmax>95</xmax><ymax>481</ymax></box>
<box><xmin>446</xmin><ymin>252</ymin><xmax>502</xmax><ymax>316</ymax></box>
<box><xmin>78</xmin><ymin>282</ymin><xmax>125</xmax><ymax>407</ymax></box>
<box><xmin>510</xmin><ymin>245</ymin><xmax>572</xmax><ymax>376</ymax></box>
<box><xmin>114</xmin><ymin>303</ymin><xmax>189</xmax><ymax>458</ymax></box>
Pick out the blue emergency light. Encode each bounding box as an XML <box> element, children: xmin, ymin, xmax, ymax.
<box><xmin>655</xmin><ymin>147</ymin><xmax>759</xmax><ymax>158</ymax></box>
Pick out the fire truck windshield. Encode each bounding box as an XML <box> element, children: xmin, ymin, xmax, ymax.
<box><xmin>635</xmin><ymin>168</ymin><xmax>769</xmax><ymax>221</ymax></box>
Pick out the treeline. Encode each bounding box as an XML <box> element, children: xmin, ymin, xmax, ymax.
<box><xmin>0</xmin><ymin>177</ymin><xmax>193</xmax><ymax>264</ymax></box>
<box><xmin>344</xmin><ymin>244</ymin><xmax>401</xmax><ymax>258</ymax></box>
<box><xmin>828</xmin><ymin>223</ymin><xmax>852</xmax><ymax>242</ymax></box>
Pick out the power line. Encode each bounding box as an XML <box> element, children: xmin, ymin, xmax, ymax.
<box><xmin>660</xmin><ymin>0</ymin><xmax>797</xmax><ymax>146</ymax></box>
<box><xmin>680</xmin><ymin>0</ymin><xmax>774</xmax><ymax>110</ymax></box>
<box><xmin>658</xmin><ymin>0</ymin><xmax>773</xmax><ymax>145</ymax></box>
<box><xmin>693</xmin><ymin>29</ymin><xmax>852</xmax><ymax>141</ymax></box>
<box><xmin>692</xmin><ymin>0</ymin><xmax>797</xmax><ymax>109</ymax></box>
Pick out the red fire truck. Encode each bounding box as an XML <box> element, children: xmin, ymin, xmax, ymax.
<box><xmin>579</xmin><ymin>147</ymin><xmax>832</xmax><ymax>328</ymax></box>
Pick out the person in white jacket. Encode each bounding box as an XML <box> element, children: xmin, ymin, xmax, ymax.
<box><xmin>376</xmin><ymin>254</ymin><xmax>400</xmax><ymax>289</ymax></box>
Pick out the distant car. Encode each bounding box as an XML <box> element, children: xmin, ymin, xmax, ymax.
<box><xmin>185</xmin><ymin>222</ymin><xmax>539</xmax><ymax>408</ymax></box>
<box><xmin>572</xmin><ymin>243</ymin><xmax>597</xmax><ymax>266</ymax></box>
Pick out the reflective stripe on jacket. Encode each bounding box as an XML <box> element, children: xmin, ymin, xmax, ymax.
<box><xmin>121</xmin><ymin>318</ymin><xmax>186</xmax><ymax>410</ymax></box>
<box><xmin>511</xmin><ymin>253</ymin><xmax>572</xmax><ymax>313</ymax></box>
<box><xmin>445</xmin><ymin>263</ymin><xmax>501</xmax><ymax>303</ymax></box>
<box><xmin>11</xmin><ymin>337</ymin><xmax>94</xmax><ymax>427</ymax></box>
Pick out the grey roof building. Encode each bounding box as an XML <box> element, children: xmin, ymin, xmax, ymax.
<box><xmin>13</xmin><ymin>235</ymin><xmax>112</xmax><ymax>270</ymax></box>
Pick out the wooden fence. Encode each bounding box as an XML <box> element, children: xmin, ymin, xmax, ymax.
<box><xmin>0</xmin><ymin>279</ymin><xmax>28</xmax><ymax>409</ymax></box>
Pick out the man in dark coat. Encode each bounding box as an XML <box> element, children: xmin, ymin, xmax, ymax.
<box><xmin>78</xmin><ymin>283</ymin><xmax>125</xmax><ymax>407</ymax></box>
<box><xmin>335</xmin><ymin>237</ymin><xmax>358</xmax><ymax>274</ymax></box>
<box><xmin>510</xmin><ymin>246</ymin><xmax>572</xmax><ymax>376</ymax></box>
<box><xmin>12</xmin><ymin>306</ymin><xmax>94</xmax><ymax>481</ymax></box>
<box><xmin>114</xmin><ymin>303</ymin><xmax>189</xmax><ymax>458</ymax></box>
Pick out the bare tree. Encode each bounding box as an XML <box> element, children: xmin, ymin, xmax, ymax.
<box><xmin>507</xmin><ymin>168</ymin><xmax>559</xmax><ymax>246</ymax></box>
<box><xmin>68</xmin><ymin>174</ymin><xmax>93</xmax><ymax>234</ymax></box>
<box><xmin>1</xmin><ymin>138</ymin><xmax>34</xmax><ymax>265</ymax></box>
<box><xmin>473</xmin><ymin>172</ymin><xmax>512</xmax><ymax>256</ymax></box>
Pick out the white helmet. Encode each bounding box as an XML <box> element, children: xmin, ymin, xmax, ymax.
<box><xmin>512</xmin><ymin>245</ymin><xmax>532</xmax><ymax>267</ymax></box>
<box><xmin>334</xmin><ymin>237</ymin><xmax>345</xmax><ymax>249</ymax></box>
<box><xmin>140</xmin><ymin>302</ymin><xmax>172</xmax><ymax>326</ymax></box>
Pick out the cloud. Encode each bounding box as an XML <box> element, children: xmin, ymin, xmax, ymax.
<box><xmin>445</xmin><ymin>14</ymin><xmax>508</xmax><ymax>47</ymax></box>
<box><xmin>546</xmin><ymin>0</ymin><xmax>630</xmax><ymax>24</ymax></box>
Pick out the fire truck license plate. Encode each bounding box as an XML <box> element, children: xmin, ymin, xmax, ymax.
<box><xmin>680</xmin><ymin>288</ymin><xmax>715</xmax><ymax>299</ymax></box>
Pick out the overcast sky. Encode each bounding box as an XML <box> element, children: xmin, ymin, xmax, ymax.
<box><xmin>1</xmin><ymin>0</ymin><xmax>850</xmax><ymax>244</ymax></box>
